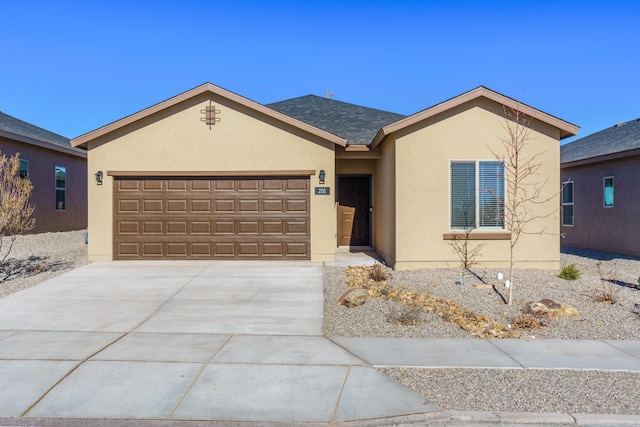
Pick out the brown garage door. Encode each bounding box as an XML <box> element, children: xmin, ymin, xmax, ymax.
<box><xmin>114</xmin><ymin>176</ymin><xmax>310</xmax><ymax>259</ymax></box>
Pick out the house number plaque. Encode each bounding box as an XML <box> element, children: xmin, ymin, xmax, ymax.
<box><xmin>315</xmin><ymin>187</ymin><xmax>330</xmax><ymax>195</ymax></box>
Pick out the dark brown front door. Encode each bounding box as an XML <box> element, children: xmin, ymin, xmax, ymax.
<box><xmin>113</xmin><ymin>176</ymin><xmax>310</xmax><ymax>260</ymax></box>
<box><xmin>337</xmin><ymin>176</ymin><xmax>371</xmax><ymax>247</ymax></box>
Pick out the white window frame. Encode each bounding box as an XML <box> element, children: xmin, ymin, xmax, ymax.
<box><xmin>562</xmin><ymin>180</ymin><xmax>574</xmax><ymax>226</ymax></box>
<box><xmin>55</xmin><ymin>165</ymin><xmax>66</xmax><ymax>211</ymax></box>
<box><xmin>603</xmin><ymin>176</ymin><xmax>614</xmax><ymax>208</ymax></box>
<box><xmin>450</xmin><ymin>160</ymin><xmax>505</xmax><ymax>230</ymax></box>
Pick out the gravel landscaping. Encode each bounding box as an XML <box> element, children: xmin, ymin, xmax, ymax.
<box><xmin>324</xmin><ymin>249</ymin><xmax>640</xmax><ymax>415</ymax></box>
<box><xmin>0</xmin><ymin>230</ymin><xmax>88</xmax><ymax>298</ymax></box>
<box><xmin>2</xmin><ymin>232</ymin><xmax>639</xmax><ymax>415</ymax></box>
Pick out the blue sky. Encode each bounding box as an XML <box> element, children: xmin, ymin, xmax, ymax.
<box><xmin>1</xmin><ymin>0</ymin><xmax>638</xmax><ymax>143</ymax></box>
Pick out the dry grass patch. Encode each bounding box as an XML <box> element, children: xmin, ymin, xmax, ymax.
<box><xmin>345</xmin><ymin>265</ymin><xmax>521</xmax><ymax>338</ymax></box>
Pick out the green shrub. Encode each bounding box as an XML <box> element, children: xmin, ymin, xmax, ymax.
<box><xmin>559</xmin><ymin>264</ymin><xmax>581</xmax><ymax>280</ymax></box>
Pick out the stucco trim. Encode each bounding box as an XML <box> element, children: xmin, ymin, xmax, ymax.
<box><xmin>370</xmin><ymin>86</ymin><xmax>580</xmax><ymax>149</ymax></box>
<box><xmin>442</xmin><ymin>232</ymin><xmax>511</xmax><ymax>241</ymax></box>
<box><xmin>107</xmin><ymin>170</ymin><xmax>317</xmax><ymax>177</ymax></box>
<box><xmin>0</xmin><ymin>129</ymin><xmax>87</xmax><ymax>158</ymax></box>
<box><xmin>71</xmin><ymin>83</ymin><xmax>347</xmax><ymax>148</ymax></box>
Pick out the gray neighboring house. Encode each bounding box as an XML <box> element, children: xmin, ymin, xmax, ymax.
<box><xmin>560</xmin><ymin>118</ymin><xmax>640</xmax><ymax>257</ymax></box>
<box><xmin>0</xmin><ymin>111</ymin><xmax>87</xmax><ymax>233</ymax></box>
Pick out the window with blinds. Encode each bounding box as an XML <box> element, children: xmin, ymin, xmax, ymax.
<box><xmin>479</xmin><ymin>161</ymin><xmax>504</xmax><ymax>227</ymax></box>
<box><xmin>451</xmin><ymin>162</ymin><xmax>476</xmax><ymax>229</ymax></box>
<box><xmin>451</xmin><ymin>161</ymin><xmax>504</xmax><ymax>229</ymax></box>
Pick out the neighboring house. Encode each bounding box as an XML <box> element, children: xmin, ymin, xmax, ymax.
<box><xmin>0</xmin><ymin>111</ymin><xmax>87</xmax><ymax>233</ymax></box>
<box><xmin>71</xmin><ymin>83</ymin><xmax>577</xmax><ymax>270</ymax></box>
<box><xmin>560</xmin><ymin>118</ymin><xmax>640</xmax><ymax>257</ymax></box>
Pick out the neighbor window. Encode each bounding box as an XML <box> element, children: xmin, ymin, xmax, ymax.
<box><xmin>451</xmin><ymin>161</ymin><xmax>504</xmax><ymax>229</ymax></box>
<box><xmin>603</xmin><ymin>176</ymin><xmax>614</xmax><ymax>208</ymax></box>
<box><xmin>55</xmin><ymin>166</ymin><xmax>66</xmax><ymax>210</ymax></box>
<box><xmin>562</xmin><ymin>180</ymin><xmax>574</xmax><ymax>226</ymax></box>
<box><xmin>19</xmin><ymin>159</ymin><xmax>28</xmax><ymax>178</ymax></box>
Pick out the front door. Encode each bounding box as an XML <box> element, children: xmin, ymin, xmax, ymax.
<box><xmin>337</xmin><ymin>176</ymin><xmax>371</xmax><ymax>247</ymax></box>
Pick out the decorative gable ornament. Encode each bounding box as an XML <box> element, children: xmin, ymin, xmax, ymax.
<box><xmin>201</xmin><ymin>100</ymin><xmax>221</xmax><ymax>129</ymax></box>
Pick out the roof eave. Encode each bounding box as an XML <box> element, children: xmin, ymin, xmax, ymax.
<box><xmin>71</xmin><ymin>83</ymin><xmax>347</xmax><ymax>148</ymax></box>
<box><xmin>369</xmin><ymin>87</ymin><xmax>579</xmax><ymax>149</ymax></box>
<box><xmin>561</xmin><ymin>147</ymin><xmax>640</xmax><ymax>168</ymax></box>
<box><xmin>0</xmin><ymin>129</ymin><xmax>86</xmax><ymax>158</ymax></box>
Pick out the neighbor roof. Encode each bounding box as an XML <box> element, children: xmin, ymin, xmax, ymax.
<box><xmin>370</xmin><ymin>86</ymin><xmax>580</xmax><ymax>149</ymax></box>
<box><xmin>0</xmin><ymin>111</ymin><xmax>86</xmax><ymax>157</ymax></box>
<box><xmin>267</xmin><ymin>95</ymin><xmax>405</xmax><ymax>145</ymax></box>
<box><xmin>72</xmin><ymin>83</ymin><xmax>348</xmax><ymax>148</ymax></box>
<box><xmin>561</xmin><ymin>118</ymin><xmax>640</xmax><ymax>166</ymax></box>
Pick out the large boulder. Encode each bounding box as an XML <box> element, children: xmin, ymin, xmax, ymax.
<box><xmin>523</xmin><ymin>299</ymin><xmax>580</xmax><ymax>318</ymax></box>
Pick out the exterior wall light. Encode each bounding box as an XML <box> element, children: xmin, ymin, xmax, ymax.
<box><xmin>319</xmin><ymin>169</ymin><xmax>325</xmax><ymax>184</ymax></box>
<box><xmin>95</xmin><ymin>171</ymin><xmax>103</xmax><ymax>185</ymax></box>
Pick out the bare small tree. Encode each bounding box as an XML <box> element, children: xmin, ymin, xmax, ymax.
<box><xmin>0</xmin><ymin>151</ymin><xmax>35</xmax><ymax>275</ymax></box>
<box><xmin>449</xmin><ymin>227</ymin><xmax>485</xmax><ymax>270</ymax></box>
<box><xmin>490</xmin><ymin>105</ymin><xmax>557</xmax><ymax>305</ymax></box>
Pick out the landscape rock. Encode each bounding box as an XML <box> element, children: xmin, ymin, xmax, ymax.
<box><xmin>337</xmin><ymin>288</ymin><xmax>369</xmax><ymax>307</ymax></box>
<box><xmin>523</xmin><ymin>299</ymin><xmax>580</xmax><ymax>318</ymax></box>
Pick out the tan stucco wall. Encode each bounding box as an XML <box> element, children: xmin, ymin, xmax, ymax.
<box><xmin>86</xmin><ymin>93</ymin><xmax>336</xmax><ymax>261</ymax></box>
<box><xmin>391</xmin><ymin>98</ymin><xmax>561</xmax><ymax>270</ymax></box>
<box><xmin>374</xmin><ymin>137</ymin><xmax>397</xmax><ymax>265</ymax></box>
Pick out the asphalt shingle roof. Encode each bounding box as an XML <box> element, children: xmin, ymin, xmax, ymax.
<box><xmin>0</xmin><ymin>110</ymin><xmax>75</xmax><ymax>150</ymax></box>
<box><xmin>561</xmin><ymin>118</ymin><xmax>640</xmax><ymax>164</ymax></box>
<box><xmin>267</xmin><ymin>95</ymin><xmax>405</xmax><ymax>145</ymax></box>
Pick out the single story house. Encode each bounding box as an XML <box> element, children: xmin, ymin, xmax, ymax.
<box><xmin>560</xmin><ymin>118</ymin><xmax>640</xmax><ymax>257</ymax></box>
<box><xmin>71</xmin><ymin>83</ymin><xmax>578</xmax><ymax>270</ymax></box>
<box><xmin>0</xmin><ymin>111</ymin><xmax>87</xmax><ymax>233</ymax></box>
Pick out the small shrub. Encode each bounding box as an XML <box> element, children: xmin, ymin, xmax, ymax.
<box><xmin>369</xmin><ymin>263</ymin><xmax>389</xmax><ymax>282</ymax></box>
<box><xmin>387</xmin><ymin>303</ymin><xmax>421</xmax><ymax>326</ymax></box>
<box><xmin>559</xmin><ymin>264</ymin><xmax>581</xmax><ymax>280</ymax></box>
<box><xmin>593</xmin><ymin>261</ymin><xmax>618</xmax><ymax>304</ymax></box>
<box><xmin>511</xmin><ymin>314</ymin><xmax>545</xmax><ymax>329</ymax></box>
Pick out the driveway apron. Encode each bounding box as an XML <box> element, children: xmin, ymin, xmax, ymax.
<box><xmin>0</xmin><ymin>260</ymin><xmax>438</xmax><ymax>424</ymax></box>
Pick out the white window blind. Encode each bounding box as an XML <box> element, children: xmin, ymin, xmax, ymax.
<box><xmin>479</xmin><ymin>161</ymin><xmax>504</xmax><ymax>228</ymax></box>
<box><xmin>451</xmin><ymin>162</ymin><xmax>476</xmax><ymax>229</ymax></box>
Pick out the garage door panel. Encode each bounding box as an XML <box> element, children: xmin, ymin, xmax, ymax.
<box><xmin>191</xmin><ymin>199</ymin><xmax>212</xmax><ymax>213</ymax></box>
<box><xmin>118</xmin><ymin>221</ymin><xmax>140</xmax><ymax>234</ymax></box>
<box><xmin>143</xmin><ymin>180</ymin><xmax>163</xmax><ymax>191</ymax></box>
<box><xmin>238</xmin><ymin>199</ymin><xmax>259</xmax><ymax>213</ymax></box>
<box><xmin>190</xmin><ymin>221</ymin><xmax>211</xmax><ymax>234</ymax></box>
<box><xmin>238</xmin><ymin>180</ymin><xmax>260</xmax><ymax>191</ymax></box>
<box><xmin>166</xmin><ymin>221</ymin><xmax>188</xmax><ymax>234</ymax></box>
<box><xmin>286</xmin><ymin>179</ymin><xmax>309</xmax><ymax>191</ymax></box>
<box><xmin>213</xmin><ymin>180</ymin><xmax>234</xmax><ymax>191</ymax></box>
<box><xmin>286</xmin><ymin>199</ymin><xmax>308</xmax><ymax>212</ymax></box>
<box><xmin>142</xmin><ymin>200</ymin><xmax>163</xmax><ymax>213</ymax></box>
<box><xmin>118</xmin><ymin>199</ymin><xmax>140</xmax><ymax>213</ymax></box>
<box><xmin>114</xmin><ymin>177</ymin><xmax>310</xmax><ymax>260</ymax></box>
<box><xmin>214</xmin><ymin>199</ymin><xmax>235</xmax><ymax>213</ymax></box>
<box><xmin>117</xmin><ymin>180</ymin><xmax>140</xmax><ymax>191</ymax></box>
<box><xmin>166</xmin><ymin>180</ymin><xmax>187</xmax><ymax>191</ymax></box>
<box><xmin>142</xmin><ymin>221</ymin><xmax>163</xmax><ymax>234</ymax></box>
<box><xmin>167</xmin><ymin>200</ymin><xmax>187</xmax><ymax>212</ymax></box>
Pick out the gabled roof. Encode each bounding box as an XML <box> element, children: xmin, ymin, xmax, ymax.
<box><xmin>72</xmin><ymin>83</ymin><xmax>347</xmax><ymax>148</ymax></box>
<box><xmin>0</xmin><ymin>111</ymin><xmax>86</xmax><ymax>157</ymax></box>
<box><xmin>370</xmin><ymin>86</ymin><xmax>580</xmax><ymax>149</ymax></box>
<box><xmin>267</xmin><ymin>95</ymin><xmax>405</xmax><ymax>145</ymax></box>
<box><xmin>561</xmin><ymin>118</ymin><xmax>640</xmax><ymax>166</ymax></box>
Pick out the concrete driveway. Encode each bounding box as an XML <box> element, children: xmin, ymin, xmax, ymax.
<box><xmin>0</xmin><ymin>260</ymin><xmax>438</xmax><ymax>425</ymax></box>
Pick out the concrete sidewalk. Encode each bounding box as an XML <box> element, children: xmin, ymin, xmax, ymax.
<box><xmin>0</xmin><ymin>260</ymin><xmax>638</xmax><ymax>426</ymax></box>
